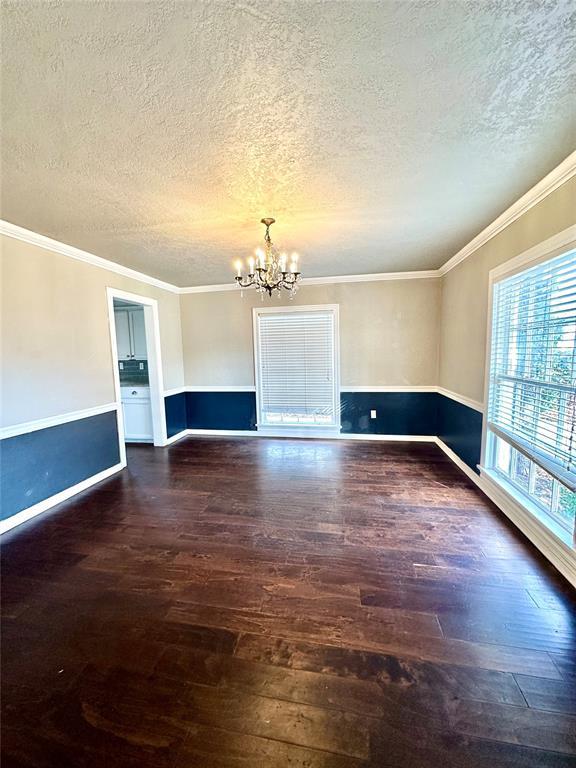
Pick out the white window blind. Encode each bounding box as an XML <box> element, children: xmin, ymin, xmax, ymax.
<box><xmin>255</xmin><ymin>308</ymin><xmax>339</xmax><ymax>428</ymax></box>
<box><xmin>487</xmin><ymin>249</ymin><xmax>576</xmax><ymax>491</ymax></box>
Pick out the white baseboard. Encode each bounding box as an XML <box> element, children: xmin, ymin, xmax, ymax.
<box><xmin>341</xmin><ymin>433</ymin><xmax>436</xmax><ymax>442</ymax></box>
<box><xmin>168</xmin><ymin>429</ymin><xmax>437</xmax><ymax>443</ymax></box>
<box><xmin>163</xmin><ymin>429</ymin><xmax>190</xmax><ymax>445</ymax></box>
<box><xmin>434</xmin><ymin>437</ymin><xmax>481</xmax><ymax>483</ymax></box>
<box><xmin>478</xmin><ymin>470</ymin><xmax>576</xmax><ymax>588</ymax></box>
<box><xmin>0</xmin><ymin>461</ymin><xmax>125</xmax><ymax>535</ymax></box>
<box><xmin>434</xmin><ymin>438</ymin><xmax>575</xmax><ymax>588</ymax></box>
<box><xmin>187</xmin><ymin>428</ymin><xmax>260</xmax><ymax>438</ymax></box>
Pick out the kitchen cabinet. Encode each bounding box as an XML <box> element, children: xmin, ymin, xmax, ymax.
<box><xmin>121</xmin><ymin>386</ymin><xmax>153</xmax><ymax>442</ymax></box>
<box><xmin>115</xmin><ymin>310</ymin><xmax>132</xmax><ymax>359</ymax></box>
<box><xmin>114</xmin><ymin>308</ymin><xmax>147</xmax><ymax>360</ymax></box>
<box><xmin>130</xmin><ymin>310</ymin><xmax>148</xmax><ymax>359</ymax></box>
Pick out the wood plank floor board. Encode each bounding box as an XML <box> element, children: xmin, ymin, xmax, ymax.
<box><xmin>367</xmin><ymin>724</ymin><xmax>576</xmax><ymax>768</ymax></box>
<box><xmin>438</xmin><ymin>606</ymin><xmax>576</xmax><ymax>653</ymax></box>
<box><xmin>448</xmin><ymin>699</ymin><xmax>576</xmax><ymax>754</ymax></box>
<box><xmin>234</xmin><ymin>609</ymin><xmax>562</xmax><ymax>676</ymax></box>
<box><xmin>176</xmin><ymin>722</ymin><xmax>367</xmax><ymax>768</ymax></box>
<box><xmin>514</xmin><ymin>674</ymin><xmax>576</xmax><ymax>714</ymax></box>
<box><xmin>216</xmin><ymin>654</ymin><xmax>387</xmax><ymax>717</ymax></box>
<box><xmin>234</xmin><ymin>633</ymin><xmax>528</xmax><ymax>707</ymax></box>
<box><xmin>180</xmin><ymin>681</ymin><xmax>371</xmax><ymax>758</ymax></box>
<box><xmin>550</xmin><ymin>650</ymin><xmax>576</xmax><ymax>681</ymax></box>
<box><xmin>1</xmin><ymin>437</ymin><xmax>574</xmax><ymax>767</ymax></box>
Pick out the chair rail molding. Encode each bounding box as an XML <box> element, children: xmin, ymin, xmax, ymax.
<box><xmin>0</xmin><ymin>403</ymin><xmax>119</xmax><ymax>440</ymax></box>
<box><xmin>436</xmin><ymin>387</ymin><xmax>485</xmax><ymax>412</ymax></box>
<box><xmin>164</xmin><ymin>385</ymin><xmax>257</xmax><ymax>395</ymax></box>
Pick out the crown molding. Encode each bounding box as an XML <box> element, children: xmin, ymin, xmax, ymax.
<box><xmin>177</xmin><ymin>270</ymin><xmax>440</xmax><ymax>293</ymax></box>
<box><xmin>1</xmin><ymin>220</ymin><xmax>440</xmax><ymax>292</ymax></box>
<box><xmin>300</xmin><ymin>270</ymin><xmax>440</xmax><ymax>285</ymax></box>
<box><xmin>340</xmin><ymin>385</ymin><xmax>436</xmax><ymax>393</ymax></box>
<box><xmin>3</xmin><ymin>150</ymin><xmax>574</xmax><ymax>292</ymax></box>
<box><xmin>0</xmin><ymin>220</ymin><xmax>180</xmax><ymax>293</ymax></box>
<box><xmin>178</xmin><ymin>282</ymin><xmax>245</xmax><ymax>294</ymax></box>
<box><xmin>438</xmin><ymin>150</ymin><xmax>576</xmax><ymax>276</ymax></box>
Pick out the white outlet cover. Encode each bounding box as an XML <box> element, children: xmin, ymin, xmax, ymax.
<box><xmin>370</xmin><ymin>410</ymin><xmax>377</xmax><ymax>419</ymax></box>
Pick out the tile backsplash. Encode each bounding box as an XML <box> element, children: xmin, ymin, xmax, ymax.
<box><xmin>118</xmin><ymin>359</ymin><xmax>149</xmax><ymax>385</ymax></box>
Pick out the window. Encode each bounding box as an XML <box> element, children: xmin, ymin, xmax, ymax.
<box><xmin>253</xmin><ymin>305</ymin><xmax>340</xmax><ymax>432</ymax></box>
<box><xmin>491</xmin><ymin>434</ymin><xmax>576</xmax><ymax>533</ymax></box>
<box><xmin>485</xmin><ymin>248</ymin><xmax>576</xmax><ymax>537</ymax></box>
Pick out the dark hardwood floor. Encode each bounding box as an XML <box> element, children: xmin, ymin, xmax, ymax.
<box><xmin>2</xmin><ymin>437</ymin><xmax>575</xmax><ymax>767</ymax></box>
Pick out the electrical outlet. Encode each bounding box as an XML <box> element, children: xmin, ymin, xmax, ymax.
<box><xmin>139</xmin><ymin>362</ymin><xmax>144</xmax><ymax>370</ymax></box>
<box><xmin>370</xmin><ymin>409</ymin><xmax>377</xmax><ymax>419</ymax></box>
<box><xmin>119</xmin><ymin>362</ymin><xmax>124</xmax><ymax>370</ymax></box>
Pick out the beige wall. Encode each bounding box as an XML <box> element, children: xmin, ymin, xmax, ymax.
<box><xmin>1</xmin><ymin>235</ymin><xmax>184</xmax><ymax>426</ymax></box>
<box><xmin>180</xmin><ymin>279</ymin><xmax>441</xmax><ymax>387</ymax></box>
<box><xmin>439</xmin><ymin>176</ymin><xmax>576</xmax><ymax>405</ymax></box>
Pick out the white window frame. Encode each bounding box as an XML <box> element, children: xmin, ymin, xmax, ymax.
<box><xmin>480</xmin><ymin>225</ymin><xmax>576</xmax><ymax>547</ymax></box>
<box><xmin>252</xmin><ymin>304</ymin><xmax>341</xmax><ymax>438</ymax></box>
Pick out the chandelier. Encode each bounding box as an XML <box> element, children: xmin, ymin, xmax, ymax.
<box><xmin>234</xmin><ymin>218</ymin><xmax>301</xmax><ymax>297</ymax></box>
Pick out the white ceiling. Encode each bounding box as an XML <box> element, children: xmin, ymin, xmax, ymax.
<box><xmin>1</xmin><ymin>1</ymin><xmax>575</xmax><ymax>286</ymax></box>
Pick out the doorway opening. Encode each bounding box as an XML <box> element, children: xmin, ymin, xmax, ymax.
<box><xmin>106</xmin><ymin>288</ymin><xmax>167</xmax><ymax>455</ymax></box>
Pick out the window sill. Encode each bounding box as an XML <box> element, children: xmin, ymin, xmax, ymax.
<box><xmin>256</xmin><ymin>425</ymin><xmax>341</xmax><ymax>439</ymax></box>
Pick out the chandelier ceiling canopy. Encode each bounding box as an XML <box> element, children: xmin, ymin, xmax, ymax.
<box><xmin>234</xmin><ymin>218</ymin><xmax>301</xmax><ymax>297</ymax></box>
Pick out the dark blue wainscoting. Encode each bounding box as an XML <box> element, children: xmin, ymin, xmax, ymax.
<box><xmin>340</xmin><ymin>392</ymin><xmax>439</xmax><ymax>436</ymax></box>
<box><xmin>437</xmin><ymin>395</ymin><xmax>483</xmax><ymax>473</ymax></box>
<box><xmin>341</xmin><ymin>391</ymin><xmax>483</xmax><ymax>472</ymax></box>
<box><xmin>163</xmin><ymin>389</ymin><xmax>483</xmax><ymax>475</ymax></box>
<box><xmin>0</xmin><ymin>410</ymin><xmax>121</xmax><ymax>520</ymax></box>
<box><xmin>164</xmin><ymin>392</ymin><xmax>188</xmax><ymax>438</ymax></box>
<box><xmin>186</xmin><ymin>391</ymin><xmax>257</xmax><ymax>431</ymax></box>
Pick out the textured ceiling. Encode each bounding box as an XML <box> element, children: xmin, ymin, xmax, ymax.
<box><xmin>1</xmin><ymin>1</ymin><xmax>575</xmax><ymax>286</ymax></box>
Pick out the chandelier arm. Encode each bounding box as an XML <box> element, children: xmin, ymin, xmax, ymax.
<box><xmin>280</xmin><ymin>273</ymin><xmax>300</xmax><ymax>287</ymax></box>
<box><xmin>235</xmin><ymin>276</ymin><xmax>256</xmax><ymax>288</ymax></box>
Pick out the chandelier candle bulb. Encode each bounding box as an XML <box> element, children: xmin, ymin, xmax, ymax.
<box><xmin>233</xmin><ymin>218</ymin><xmax>302</xmax><ymax>297</ymax></box>
<box><xmin>235</xmin><ymin>260</ymin><xmax>242</xmax><ymax>277</ymax></box>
